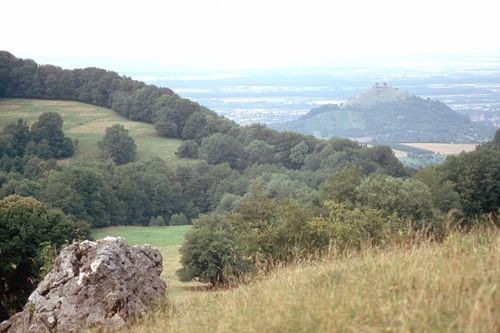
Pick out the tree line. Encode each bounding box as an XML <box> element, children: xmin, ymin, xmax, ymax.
<box><xmin>178</xmin><ymin>131</ymin><xmax>500</xmax><ymax>285</ymax></box>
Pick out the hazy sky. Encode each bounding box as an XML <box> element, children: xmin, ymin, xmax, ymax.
<box><xmin>2</xmin><ymin>0</ymin><xmax>500</xmax><ymax>71</ymax></box>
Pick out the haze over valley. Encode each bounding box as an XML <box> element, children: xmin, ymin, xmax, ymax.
<box><xmin>135</xmin><ymin>58</ymin><xmax>500</xmax><ymax>127</ymax></box>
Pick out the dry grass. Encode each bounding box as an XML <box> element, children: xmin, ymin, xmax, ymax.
<box><xmin>401</xmin><ymin>143</ymin><xmax>477</xmax><ymax>155</ymax></box>
<box><xmin>121</xmin><ymin>227</ymin><xmax>499</xmax><ymax>333</ymax></box>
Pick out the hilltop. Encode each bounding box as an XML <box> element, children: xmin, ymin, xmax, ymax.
<box><xmin>273</xmin><ymin>83</ymin><xmax>495</xmax><ymax>143</ymax></box>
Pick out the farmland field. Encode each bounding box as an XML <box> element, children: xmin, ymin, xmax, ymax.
<box><xmin>0</xmin><ymin>98</ymin><xmax>198</xmax><ymax>167</ymax></box>
<box><xmin>400</xmin><ymin>143</ymin><xmax>477</xmax><ymax>155</ymax></box>
<box><xmin>391</xmin><ymin>149</ymin><xmax>408</xmax><ymax>158</ymax></box>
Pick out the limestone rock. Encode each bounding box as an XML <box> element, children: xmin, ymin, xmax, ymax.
<box><xmin>1</xmin><ymin>237</ymin><xmax>166</xmax><ymax>333</ymax></box>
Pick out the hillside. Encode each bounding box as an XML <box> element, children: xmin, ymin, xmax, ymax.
<box><xmin>120</xmin><ymin>227</ymin><xmax>499</xmax><ymax>333</ymax></box>
<box><xmin>273</xmin><ymin>83</ymin><xmax>496</xmax><ymax>143</ymax></box>
<box><xmin>0</xmin><ymin>98</ymin><xmax>196</xmax><ymax>166</ymax></box>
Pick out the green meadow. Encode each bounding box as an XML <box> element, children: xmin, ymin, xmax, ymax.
<box><xmin>0</xmin><ymin>98</ymin><xmax>197</xmax><ymax>166</ymax></box>
<box><xmin>90</xmin><ymin>225</ymin><xmax>201</xmax><ymax>298</ymax></box>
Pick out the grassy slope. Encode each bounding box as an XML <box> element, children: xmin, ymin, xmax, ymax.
<box><xmin>0</xmin><ymin>98</ymin><xmax>197</xmax><ymax>167</ymax></box>
<box><xmin>121</xmin><ymin>228</ymin><xmax>500</xmax><ymax>333</ymax></box>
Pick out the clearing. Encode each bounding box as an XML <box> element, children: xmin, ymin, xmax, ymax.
<box><xmin>91</xmin><ymin>225</ymin><xmax>201</xmax><ymax>298</ymax></box>
<box><xmin>0</xmin><ymin>98</ymin><xmax>198</xmax><ymax>167</ymax></box>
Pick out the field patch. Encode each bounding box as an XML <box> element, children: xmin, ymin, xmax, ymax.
<box><xmin>400</xmin><ymin>143</ymin><xmax>477</xmax><ymax>155</ymax></box>
<box><xmin>391</xmin><ymin>149</ymin><xmax>408</xmax><ymax>158</ymax></box>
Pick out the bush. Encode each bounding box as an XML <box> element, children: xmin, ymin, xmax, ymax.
<box><xmin>97</xmin><ymin>124</ymin><xmax>136</xmax><ymax>164</ymax></box>
<box><xmin>170</xmin><ymin>213</ymin><xmax>188</xmax><ymax>226</ymax></box>
<box><xmin>176</xmin><ymin>140</ymin><xmax>199</xmax><ymax>158</ymax></box>
<box><xmin>149</xmin><ymin>215</ymin><xmax>166</xmax><ymax>226</ymax></box>
<box><xmin>355</xmin><ymin>175</ymin><xmax>434</xmax><ymax>223</ymax></box>
<box><xmin>306</xmin><ymin>201</ymin><xmax>405</xmax><ymax>253</ymax></box>
<box><xmin>155</xmin><ymin>121</ymin><xmax>179</xmax><ymax>138</ymax></box>
<box><xmin>177</xmin><ymin>214</ymin><xmax>250</xmax><ymax>286</ymax></box>
<box><xmin>0</xmin><ymin>195</ymin><xmax>89</xmax><ymax>320</ymax></box>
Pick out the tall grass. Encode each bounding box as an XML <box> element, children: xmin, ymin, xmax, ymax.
<box><xmin>120</xmin><ymin>227</ymin><xmax>499</xmax><ymax>333</ymax></box>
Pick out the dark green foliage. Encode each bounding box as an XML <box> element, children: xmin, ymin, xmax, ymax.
<box><xmin>414</xmin><ymin>166</ymin><xmax>460</xmax><ymax>213</ymax></box>
<box><xmin>360</xmin><ymin>145</ymin><xmax>408</xmax><ymax>177</ymax></box>
<box><xmin>2</xmin><ymin>119</ymin><xmax>29</xmax><ymax>157</ymax></box>
<box><xmin>182</xmin><ymin>112</ymin><xmax>208</xmax><ymax>141</ymax></box>
<box><xmin>30</xmin><ymin>113</ymin><xmax>75</xmax><ymax>158</ymax></box>
<box><xmin>355</xmin><ymin>175</ymin><xmax>434</xmax><ymax>223</ymax></box>
<box><xmin>0</xmin><ymin>113</ymin><xmax>74</xmax><ymax>161</ymax></box>
<box><xmin>232</xmin><ymin>188</ymin><xmax>316</xmax><ymax>263</ymax></box>
<box><xmin>0</xmin><ymin>195</ymin><xmax>89</xmax><ymax>320</ymax></box>
<box><xmin>199</xmin><ymin>133</ymin><xmax>246</xmax><ymax>170</ymax></box>
<box><xmin>320</xmin><ymin>166</ymin><xmax>364</xmax><ymax>206</ymax></box>
<box><xmin>176</xmin><ymin>140</ymin><xmax>199</xmax><ymax>158</ymax></box>
<box><xmin>155</xmin><ymin>120</ymin><xmax>179</xmax><ymax>138</ymax></box>
<box><xmin>177</xmin><ymin>214</ymin><xmax>250</xmax><ymax>286</ymax></box>
<box><xmin>307</xmin><ymin>201</ymin><xmax>405</xmax><ymax>253</ymax></box>
<box><xmin>40</xmin><ymin>165</ymin><xmax>117</xmax><ymax>227</ymax></box>
<box><xmin>113</xmin><ymin>160</ymin><xmax>181</xmax><ymax>226</ymax></box>
<box><xmin>170</xmin><ymin>213</ymin><xmax>188</xmax><ymax>226</ymax></box>
<box><xmin>289</xmin><ymin>140</ymin><xmax>310</xmax><ymax>168</ymax></box>
<box><xmin>177</xmin><ymin>189</ymin><xmax>406</xmax><ymax>286</ymax></box>
<box><xmin>244</xmin><ymin>139</ymin><xmax>274</xmax><ymax>164</ymax></box>
<box><xmin>149</xmin><ymin>215</ymin><xmax>166</xmax><ymax>226</ymax></box>
<box><xmin>439</xmin><ymin>145</ymin><xmax>500</xmax><ymax>217</ymax></box>
<box><xmin>98</xmin><ymin>124</ymin><xmax>137</xmax><ymax>164</ymax></box>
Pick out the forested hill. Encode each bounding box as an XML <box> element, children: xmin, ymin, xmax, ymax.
<box><xmin>0</xmin><ymin>51</ymin><xmax>407</xmax><ymax>172</ymax></box>
<box><xmin>0</xmin><ymin>50</ymin><xmax>238</xmax><ymax>143</ymax></box>
<box><xmin>273</xmin><ymin>83</ymin><xmax>495</xmax><ymax>143</ymax></box>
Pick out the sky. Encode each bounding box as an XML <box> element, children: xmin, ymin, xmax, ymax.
<box><xmin>2</xmin><ymin>0</ymin><xmax>500</xmax><ymax>72</ymax></box>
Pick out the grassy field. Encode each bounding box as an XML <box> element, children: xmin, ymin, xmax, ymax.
<box><xmin>400</xmin><ymin>143</ymin><xmax>477</xmax><ymax>155</ymax></box>
<box><xmin>0</xmin><ymin>98</ymin><xmax>197</xmax><ymax>167</ymax></box>
<box><xmin>107</xmin><ymin>227</ymin><xmax>500</xmax><ymax>333</ymax></box>
<box><xmin>90</xmin><ymin>225</ymin><xmax>201</xmax><ymax>297</ymax></box>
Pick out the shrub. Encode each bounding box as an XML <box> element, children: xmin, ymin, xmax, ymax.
<box><xmin>97</xmin><ymin>124</ymin><xmax>136</xmax><ymax>165</ymax></box>
<box><xmin>155</xmin><ymin>121</ymin><xmax>179</xmax><ymax>138</ymax></box>
<box><xmin>149</xmin><ymin>215</ymin><xmax>166</xmax><ymax>226</ymax></box>
<box><xmin>176</xmin><ymin>140</ymin><xmax>199</xmax><ymax>158</ymax></box>
<box><xmin>177</xmin><ymin>214</ymin><xmax>250</xmax><ymax>286</ymax></box>
<box><xmin>0</xmin><ymin>195</ymin><xmax>89</xmax><ymax>319</ymax></box>
<box><xmin>306</xmin><ymin>201</ymin><xmax>405</xmax><ymax>253</ymax></box>
<box><xmin>170</xmin><ymin>213</ymin><xmax>188</xmax><ymax>226</ymax></box>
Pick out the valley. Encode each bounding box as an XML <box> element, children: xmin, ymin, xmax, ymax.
<box><xmin>138</xmin><ymin>61</ymin><xmax>500</xmax><ymax>128</ymax></box>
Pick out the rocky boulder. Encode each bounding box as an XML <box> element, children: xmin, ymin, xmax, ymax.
<box><xmin>0</xmin><ymin>237</ymin><xmax>166</xmax><ymax>333</ymax></box>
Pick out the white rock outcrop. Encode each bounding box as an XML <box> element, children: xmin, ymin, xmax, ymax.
<box><xmin>0</xmin><ymin>237</ymin><xmax>166</xmax><ymax>333</ymax></box>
